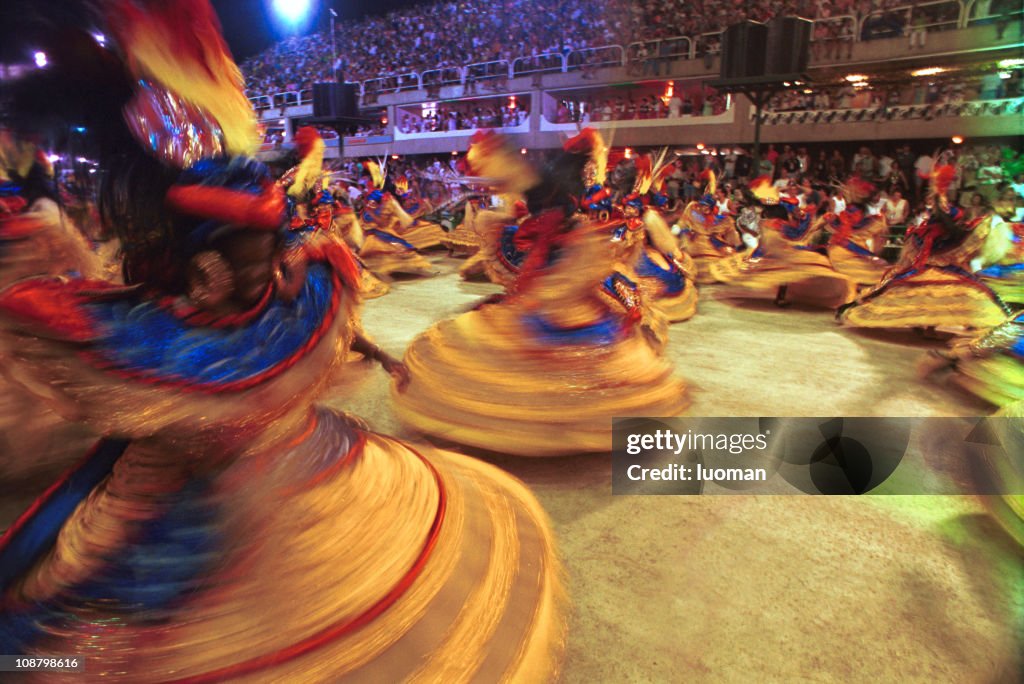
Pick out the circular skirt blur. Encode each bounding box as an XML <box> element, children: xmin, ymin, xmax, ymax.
<box><xmin>839</xmin><ymin>267</ymin><xmax>1010</xmax><ymax>330</ymax></box>
<box><xmin>1</xmin><ymin>409</ymin><xmax>564</xmax><ymax>683</ymax></box>
<box><xmin>978</xmin><ymin>263</ymin><xmax>1024</xmax><ymax>306</ymax></box>
<box><xmin>355</xmin><ymin>256</ymin><xmax>391</xmax><ymax>298</ymax></box>
<box><xmin>394</xmin><ymin>301</ymin><xmax>688</xmax><ymax>456</ymax></box>
<box><xmin>635</xmin><ymin>249</ymin><xmax>698</xmax><ymax>323</ymax></box>
<box><xmin>396</xmin><ymin>220</ymin><xmax>449</xmax><ymax>251</ymax></box>
<box><xmin>827</xmin><ymin>243</ymin><xmax>891</xmax><ymax>288</ymax></box>
<box><xmin>709</xmin><ymin>246</ymin><xmax>856</xmax><ymax>308</ymax></box>
<box><xmin>359</xmin><ymin>229</ymin><xmax>435</xmax><ymax>278</ymax></box>
<box><xmin>944</xmin><ymin>312</ymin><xmax>1024</xmax><ymax>407</ymax></box>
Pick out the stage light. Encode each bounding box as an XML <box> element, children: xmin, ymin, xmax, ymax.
<box><xmin>803</xmin><ymin>89</ymin><xmax>813</xmax><ymax>94</ymax></box>
<box><xmin>783</xmin><ymin>81</ymin><xmax>791</xmax><ymax>87</ymax></box>
<box><xmin>696</xmin><ymin>143</ymin><xmax>705</xmax><ymax>150</ymax></box>
<box><xmin>998</xmin><ymin>58</ymin><xmax>1024</xmax><ymax>69</ymax></box>
<box><xmin>951</xmin><ymin>136</ymin><xmax>963</xmax><ymax>144</ymax></box>
<box><xmin>34</xmin><ymin>51</ymin><xmax>47</xmax><ymax>67</ymax></box>
<box><xmin>520</xmin><ymin>148</ymin><xmax>527</xmax><ymax>155</ymax></box>
<box><xmin>93</xmin><ymin>32</ymin><xmax>106</xmax><ymax>46</ymax></box>
<box><xmin>391</xmin><ymin>154</ymin><xmax>399</xmax><ymax>160</ymax></box>
<box><xmin>624</xmin><ymin>147</ymin><xmax>633</xmax><ymax>159</ymax></box>
<box><xmin>451</xmin><ymin>151</ymin><xmax>457</xmax><ymax>156</ymax></box>
<box><xmin>271</xmin><ymin>0</ymin><xmax>314</xmax><ymax>26</ymax></box>
<box><xmin>46</xmin><ymin>154</ymin><xmax>60</xmax><ymax>163</ymax></box>
<box><xmin>845</xmin><ymin>74</ymin><xmax>867</xmax><ymax>82</ymax></box>
<box><xmin>911</xmin><ymin>67</ymin><xmax>946</xmax><ymax>77</ymax></box>
<box><xmin>998</xmin><ymin>71</ymin><xmax>1012</xmax><ymax>80</ymax></box>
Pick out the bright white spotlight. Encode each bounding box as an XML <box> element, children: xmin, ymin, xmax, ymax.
<box><xmin>93</xmin><ymin>32</ymin><xmax>106</xmax><ymax>46</ymax></box>
<box><xmin>34</xmin><ymin>51</ymin><xmax>47</xmax><ymax>68</ymax></box>
<box><xmin>272</xmin><ymin>0</ymin><xmax>314</xmax><ymax>26</ymax></box>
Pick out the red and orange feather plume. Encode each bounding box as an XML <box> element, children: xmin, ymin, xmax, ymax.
<box><xmin>105</xmin><ymin>0</ymin><xmax>258</xmax><ymax>156</ymax></box>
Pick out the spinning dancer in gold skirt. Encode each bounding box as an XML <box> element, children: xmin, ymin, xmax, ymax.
<box><xmin>678</xmin><ymin>170</ymin><xmax>741</xmax><ymax>284</ymax></box>
<box><xmin>279</xmin><ymin>127</ymin><xmax>391</xmax><ymax>299</ymax></box>
<box><xmin>356</xmin><ymin>161</ymin><xmax>436</xmax><ymax>278</ymax></box>
<box><xmin>710</xmin><ymin>177</ymin><xmax>856</xmax><ymax>308</ymax></box>
<box><xmin>0</xmin><ymin>6</ymin><xmax>563</xmax><ymax>681</ymax></box>
<box><xmin>838</xmin><ymin>166</ymin><xmax>1012</xmax><ymax>331</ymax></box>
<box><xmin>390</xmin><ymin>173</ymin><xmax>450</xmax><ymax>250</ymax></box>
<box><xmin>394</xmin><ymin>132</ymin><xmax>688</xmax><ymax>456</ymax></box>
<box><xmin>610</xmin><ymin>152</ymin><xmax>699</xmax><ymax>324</ymax></box>
<box><xmin>816</xmin><ymin>177</ymin><xmax>890</xmax><ymax>289</ymax></box>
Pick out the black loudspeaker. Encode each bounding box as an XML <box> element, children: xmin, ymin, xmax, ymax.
<box><xmin>720</xmin><ymin>21</ymin><xmax>768</xmax><ymax>80</ymax></box>
<box><xmin>765</xmin><ymin>16</ymin><xmax>812</xmax><ymax>75</ymax></box>
<box><xmin>313</xmin><ymin>83</ymin><xmax>359</xmax><ymax>118</ymax></box>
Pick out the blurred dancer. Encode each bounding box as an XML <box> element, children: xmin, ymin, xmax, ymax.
<box><xmin>394</xmin><ymin>132</ymin><xmax>688</xmax><ymax>456</ymax></box>
<box><xmin>356</xmin><ymin>160</ymin><xmax>435</xmax><ymax>278</ymax></box>
<box><xmin>0</xmin><ymin>4</ymin><xmax>562</xmax><ymax>680</ymax></box>
<box><xmin>678</xmin><ymin>170</ymin><xmax>741</xmax><ymax>284</ymax></box>
<box><xmin>816</xmin><ymin>177</ymin><xmax>890</xmax><ymax>288</ymax></box>
<box><xmin>710</xmin><ymin>177</ymin><xmax>856</xmax><ymax>308</ymax></box>
<box><xmin>838</xmin><ymin>166</ymin><xmax>1012</xmax><ymax>331</ymax></box>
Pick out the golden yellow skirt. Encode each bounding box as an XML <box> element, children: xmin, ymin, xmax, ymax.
<box><xmin>359</xmin><ymin>233</ymin><xmax>435</xmax><ymax>278</ymax></box>
<box><xmin>839</xmin><ymin>267</ymin><xmax>1010</xmax><ymax>330</ymax></box>
<box><xmin>710</xmin><ymin>248</ymin><xmax>856</xmax><ymax>308</ymax></box>
<box><xmin>827</xmin><ymin>244</ymin><xmax>891</xmax><ymax>287</ymax></box>
<box><xmin>394</xmin><ymin>302</ymin><xmax>688</xmax><ymax>456</ymax></box>
<box><xmin>396</xmin><ymin>220</ymin><xmax>449</xmax><ymax>251</ymax></box>
<box><xmin>7</xmin><ymin>422</ymin><xmax>565</xmax><ymax>683</ymax></box>
<box><xmin>440</xmin><ymin>223</ymin><xmax>480</xmax><ymax>257</ymax></box>
<box><xmin>635</xmin><ymin>252</ymin><xmax>699</xmax><ymax>323</ymax></box>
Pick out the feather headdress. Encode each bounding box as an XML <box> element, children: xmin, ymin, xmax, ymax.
<box><xmin>563</xmin><ymin>128</ymin><xmax>608</xmax><ymax>186</ymax></box>
<box><xmin>106</xmin><ymin>0</ymin><xmax>259</xmax><ymax>157</ymax></box>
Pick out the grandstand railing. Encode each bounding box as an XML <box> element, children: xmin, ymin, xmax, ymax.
<box><xmin>362</xmin><ymin>72</ymin><xmax>422</xmax><ymax>97</ymax></box>
<box><xmin>465</xmin><ymin>60</ymin><xmax>512</xmax><ymax>83</ymax></box>
<box><xmin>626</xmin><ymin>37</ymin><xmax>696</xmax><ymax>63</ymax></box>
<box><xmin>420</xmin><ymin>67</ymin><xmax>465</xmax><ymax>91</ymax></box>
<box><xmin>696</xmin><ymin>31</ymin><xmax>723</xmax><ymax>56</ymax></box>
<box><xmin>809</xmin><ymin>15</ymin><xmax>857</xmax><ymax>42</ymax></box>
<box><xmin>511</xmin><ymin>52</ymin><xmax>567</xmax><ymax>77</ymax></box>
<box><xmin>567</xmin><ymin>45</ymin><xmax>627</xmax><ymax>70</ymax></box>
<box><xmin>859</xmin><ymin>0</ymin><xmax>963</xmax><ymax>40</ymax></box>
<box><xmin>963</xmin><ymin>0</ymin><xmax>1024</xmax><ymax>27</ymax></box>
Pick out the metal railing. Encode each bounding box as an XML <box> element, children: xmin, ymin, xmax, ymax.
<box><xmin>511</xmin><ymin>52</ymin><xmax>566</xmax><ymax>77</ymax></box>
<box><xmin>860</xmin><ymin>0</ymin><xmax>963</xmax><ymax>40</ymax></box>
<box><xmin>626</xmin><ymin>36</ymin><xmax>695</xmax><ymax>64</ymax></box>
<box><xmin>964</xmin><ymin>0</ymin><xmax>1024</xmax><ymax>27</ymax></box>
<box><xmin>566</xmin><ymin>45</ymin><xmax>627</xmax><ymax>71</ymax></box>
<box><xmin>465</xmin><ymin>60</ymin><xmax>512</xmax><ymax>82</ymax></box>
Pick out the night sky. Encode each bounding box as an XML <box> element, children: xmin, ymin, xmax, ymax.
<box><xmin>0</xmin><ymin>0</ymin><xmax>429</xmax><ymax>65</ymax></box>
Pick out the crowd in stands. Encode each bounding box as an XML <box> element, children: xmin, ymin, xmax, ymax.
<box><xmin>766</xmin><ymin>72</ymin><xmax>1024</xmax><ymax>113</ymax></box>
<box><xmin>398</xmin><ymin>100</ymin><xmax>529</xmax><ymax>133</ymax></box>
<box><xmin>548</xmin><ymin>87</ymin><xmax>728</xmax><ymax>123</ymax></box>
<box><xmin>240</xmin><ymin>0</ymin><xmax>1007</xmax><ymax>100</ymax></box>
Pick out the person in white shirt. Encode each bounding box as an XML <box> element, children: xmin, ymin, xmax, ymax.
<box><xmin>884</xmin><ymin>189</ymin><xmax>909</xmax><ymax>224</ymax></box>
<box><xmin>667</xmin><ymin>94</ymin><xmax>682</xmax><ymax>118</ymax></box>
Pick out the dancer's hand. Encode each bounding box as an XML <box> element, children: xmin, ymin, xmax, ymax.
<box><xmin>383</xmin><ymin>357</ymin><xmax>410</xmax><ymax>391</ymax></box>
